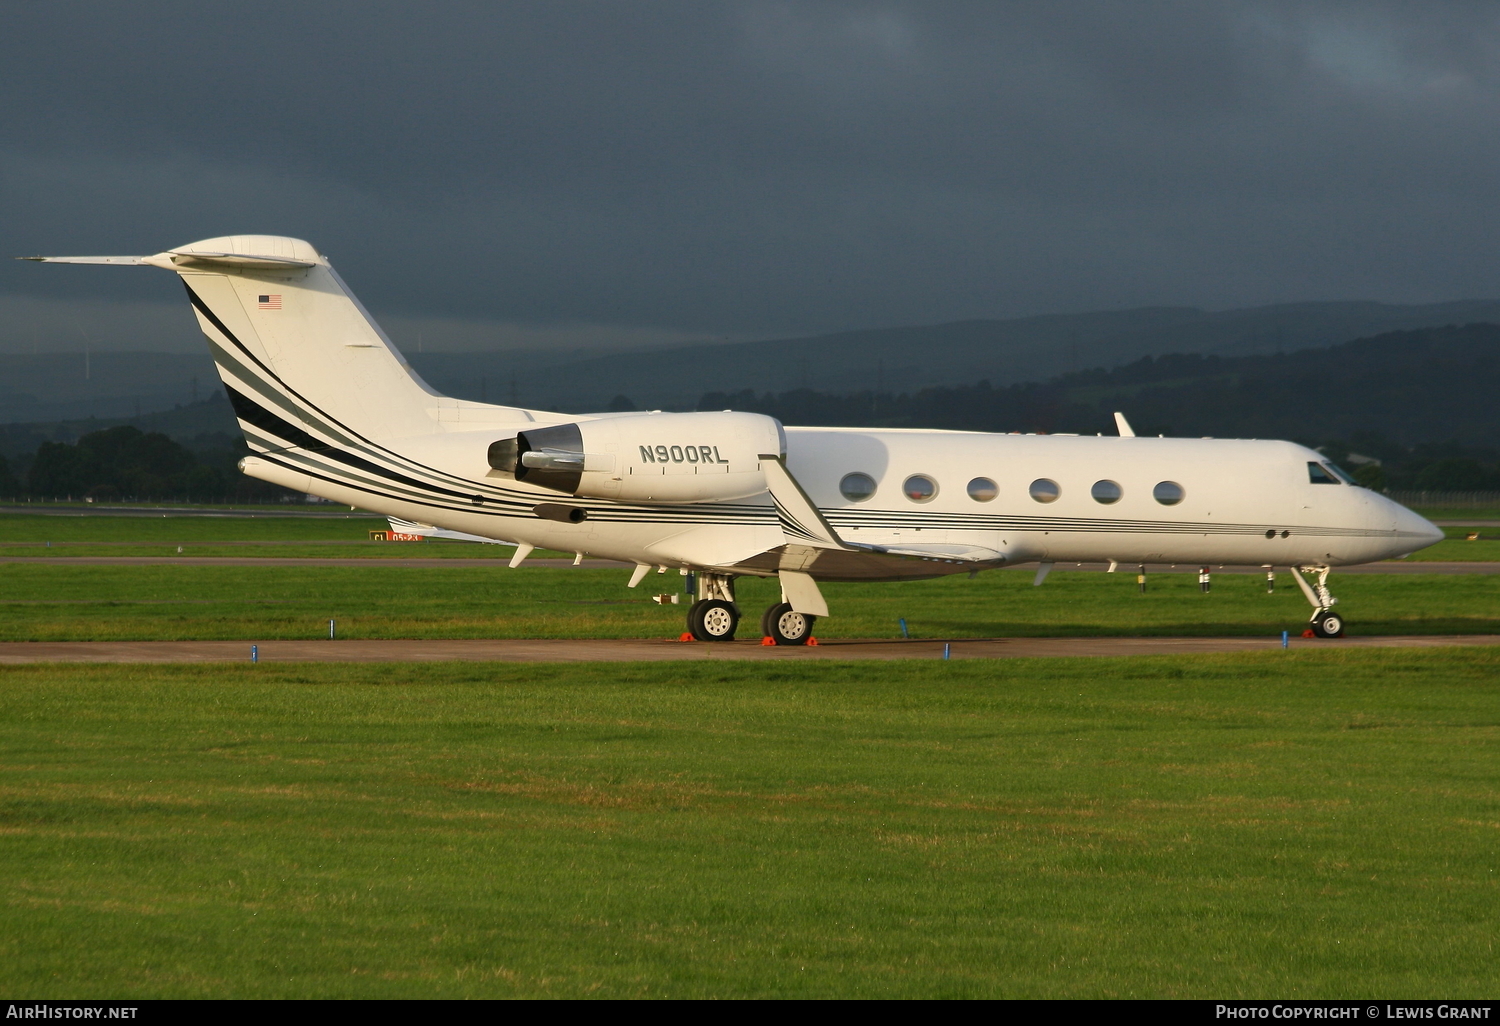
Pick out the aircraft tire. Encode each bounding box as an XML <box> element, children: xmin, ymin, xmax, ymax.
<box><xmin>689</xmin><ymin>599</ymin><xmax>739</xmax><ymax>642</ymax></box>
<box><xmin>764</xmin><ymin>602</ymin><xmax>815</xmax><ymax>646</ymax></box>
<box><xmin>685</xmin><ymin>599</ymin><xmax>708</xmax><ymax>639</ymax></box>
<box><xmin>1309</xmin><ymin>610</ymin><xmax>1345</xmax><ymax>638</ymax></box>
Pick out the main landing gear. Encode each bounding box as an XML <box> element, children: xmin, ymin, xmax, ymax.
<box><xmin>761</xmin><ymin>602</ymin><xmax>816</xmax><ymax>646</ymax></box>
<box><xmin>685</xmin><ymin>573</ymin><xmax>740</xmax><ymax>641</ymax></box>
<box><xmin>1291</xmin><ymin>565</ymin><xmax>1345</xmax><ymax>638</ymax></box>
<box><xmin>682</xmin><ymin>573</ymin><xmax>817</xmax><ymax>645</ymax></box>
<box><xmin>687</xmin><ymin>599</ymin><xmax>740</xmax><ymax>641</ymax></box>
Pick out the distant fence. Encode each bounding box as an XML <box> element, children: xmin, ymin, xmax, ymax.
<box><xmin>1387</xmin><ymin>491</ymin><xmax>1500</xmax><ymax>509</ymax></box>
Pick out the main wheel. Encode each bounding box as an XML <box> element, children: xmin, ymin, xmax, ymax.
<box><xmin>763</xmin><ymin>601</ymin><xmax>815</xmax><ymax>646</ymax></box>
<box><xmin>760</xmin><ymin>602</ymin><xmax>778</xmax><ymax>638</ymax></box>
<box><xmin>689</xmin><ymin>599</ymin><xmax>739</xmax><ymax>641</ymax></box>
<box><xmin>1309</xmin><ymin>610</ymin><xmax>1345</xmax><ymax>638</ymax></box>
<box><xmin>685</xmin><ymin>599</ymin><xmax>708</xmax><ymax>638</ymax></box>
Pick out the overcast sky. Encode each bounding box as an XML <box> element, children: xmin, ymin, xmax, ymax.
<box><xmin>4</xmin><ymin>1</ymin><xmax>1500</xmax><ymax>353</ymax></box>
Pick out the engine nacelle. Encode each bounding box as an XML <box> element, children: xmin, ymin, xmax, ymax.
<box><xmin>488</xmin><ymin>410</ymin><xmax>783</xmax><ymax>503</ymax></box>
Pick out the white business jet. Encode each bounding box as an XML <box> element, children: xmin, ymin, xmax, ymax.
<box><xmin>25</xmin><ymin>236</ymin><xmax>1443</xmax><ymax>643</ymax></box>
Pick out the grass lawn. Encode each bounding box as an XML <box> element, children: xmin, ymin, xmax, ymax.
<box><xmin>1405</xmin><ymin>527</ymin><xmax>1500</xmax><ymax>562</ymax></box>
<box><xmin>1408</xmin><ymin>507</ymin><xmax>1500</xmax><ymax>522</ymax></box>
<box><xmin>0</xmin><ymin>511</ymin><xmax>539</xmax><ymax>559</ymax></box>
<box><xmin>1</xmin><ymin>564</ymin><xmax>1498</xmax><ymax>641</ymax></box>
<box><xmin>1</xmin><ymin>651</ymin><xmax>1497</xmax><ymax>998</ymax></box>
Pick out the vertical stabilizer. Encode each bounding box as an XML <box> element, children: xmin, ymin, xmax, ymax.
<box><xmin>24</xmin><ymin>235</ymin><xmax>554</xmax><ymax>509</ymax></box>
<box><xmin>163</xmin><ymin>236</ymin><xmax>440</xmax><ymax>444</ymax></box>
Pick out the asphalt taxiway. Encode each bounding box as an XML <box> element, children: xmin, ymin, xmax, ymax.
<box><xmin>2</xmin><ymin>634</ymin><xmax>1497</xmax><ymax>664</ymax></box>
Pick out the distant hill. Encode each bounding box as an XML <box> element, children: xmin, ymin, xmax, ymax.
<box><xmin>7</xmin><ymin>299</ymin><xmax>1500</xmax><ymax>421</ymax></box>
<box><xmin>6</xmin><ymin>323</ymin><xmax>1500</xmax><ymax>492</ymax></box>
<box><xmin>702</xmin><ymin>323</ymin><xmax>1500</xmax><ymax>449</ymax></box>
<box><xmin>0</xmin><ymin>351</ymin><xmax>217</xmax><ymax>424</ymax></box>
<box><xmin>0</xmin><ymin>392</ymin><xmax>238</xmax><ymax>463</ymax></box>
<box><xmin>498</xmin><ymin>299</ymin><xmax>1500</xmax><ymax>411</ymax></box>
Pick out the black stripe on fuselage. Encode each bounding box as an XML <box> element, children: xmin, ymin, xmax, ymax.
<box><xmin>186</xmin><ymin>283</ymin><xmax>772</xmax><ymax>519</ymax></box>
<box><xmin>226</xmin><ymin>385</ymin><xmax>494</xmax><ymax>503</ymax></box>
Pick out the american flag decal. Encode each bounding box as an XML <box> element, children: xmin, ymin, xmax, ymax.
<box><xmin>257</xmin><ymin>294</ymin><xmax>282</xmax><ymax>310</ymax></box>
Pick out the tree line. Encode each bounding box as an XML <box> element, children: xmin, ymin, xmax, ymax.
<box><xmin>0</xmin><ymin>425</ymin><xmax>294</xmax><ymax>502</ymax></box>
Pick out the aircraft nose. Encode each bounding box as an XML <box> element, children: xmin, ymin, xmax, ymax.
<box><xmin>1398</xmin><ymin>506</ymin><xmax>1445</xmax><ymax>550</ymax></box>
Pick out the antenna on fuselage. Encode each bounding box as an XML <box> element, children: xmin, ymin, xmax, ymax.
<box><xmin>1113</xmin><ymin>411</ymin><xmax>1136</xmax><ymax>438</ymax></box>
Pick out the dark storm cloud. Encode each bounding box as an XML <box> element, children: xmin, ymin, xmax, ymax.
<box><xmin>4</xmin><ymin>1</ymin><xmax>1500</xmax><ymax>347</ymax></box>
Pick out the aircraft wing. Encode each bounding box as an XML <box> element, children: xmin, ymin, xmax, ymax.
<box><xmin>846</xmin><ymin>540</ymin><xmax>1008</xmax><ymax>562</ymax></box>
<box><xmin>731</xmin><ymin>456</ymin><xmax>1009</xmax><ymax>581</ymax></box>
<box><xmin>758</xmin><ymin>453</ymin><xmax>845</xmax><ymax>548</ymax></box>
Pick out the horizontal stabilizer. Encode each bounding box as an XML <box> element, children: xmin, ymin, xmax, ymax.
<box><xmin>18</xmin><ymin>250</ymin><xmax>316</xmax><ymax>269</ymax></box>
<box><xmin>162</xmin><ymin>250</ymin><xmax>317</xmax><ymax>269</ymax></box>
<box><xmin>17</xmin><ymin>255</ymin><xmax>145</xmax><ymax>265</ymax></box>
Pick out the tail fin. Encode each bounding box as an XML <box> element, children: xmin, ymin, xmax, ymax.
<box><xmin>162</xmin><ymin>236</ymin><xmax>441</xmax><ymax>444</ymax></box>
<box><xmin>23</xmin><ymin>235</ymin><xmax>555</xmax><ymax>507</ymax></box>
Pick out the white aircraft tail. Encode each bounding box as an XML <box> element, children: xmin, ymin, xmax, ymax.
<box><xmin>27</xmin><ymin>235</ymin><xmax>499</xmax><ymax>445</ymax></box>
<box><xmin>24</xmin><ymin>235</ymin><xmax>552</xmax><ymax>504</ymax></box>
<box><xmin>162</xmin><ymin>236</ymin><xmax>444</xmax><ymax>444</ymax></box>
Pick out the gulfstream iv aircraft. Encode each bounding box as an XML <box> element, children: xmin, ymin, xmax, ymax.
<box><xmin>26</xmin><ymin>236</ymin><xmax>1444</xmax><ymax>643</ymax></box>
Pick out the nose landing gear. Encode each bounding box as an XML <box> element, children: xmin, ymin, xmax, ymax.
<box><xmin>1291</xmin><ymin>565</ymin><xmax>1345</xmax><ymax>638</ymax></box>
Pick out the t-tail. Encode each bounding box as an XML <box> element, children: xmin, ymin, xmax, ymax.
<box><xmin>19</xmin><ymin>235</ymin><xmax>515</xmax><ymax>447</ymax></box>
<box><xmin>20</xmin><ymin>236</ymin><xmax>556</xmax><ymax>501</ymax></box>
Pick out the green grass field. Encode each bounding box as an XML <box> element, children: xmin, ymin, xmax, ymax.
<box><xmin>1407</xmin><ymin>506</ymin><xmax>1500</xmax><ymax>522</ymax></box>
<box><xmin>4</xmin><ymin>508</ymin><xmax>1498</xmax><ymax>997</ymax></box>
<box><xmin>2</xmin><ymin>651</ymin><xmax>1497</xmax><ymax>998</ymax></box>
<box><xmin>0</xmin><ymin>511</ymin><xmax>534</xmax><ymax>559</ymax></box>
<box><xmin>1403</xmin><ymin>524</ymin><xmax>1500</xmax><ymax>562</ymax></box>
<box><xmin>2</xmin><ymin>564</ymin><xmax>1499</xmax><ymax>641</ymax></box>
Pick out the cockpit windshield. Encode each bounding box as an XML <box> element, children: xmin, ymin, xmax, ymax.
<box><xmin>1308</xmin><ymin>462</ymin><xmax>1339</xmax><ymax>484</ymax></box>
<box><xmin>1323</xmin><ymin>461</ymin><xmax>1359</xmax><ymax>485</ymax></box>
<box><xmin>1308</xmin><ymin>461</ymin><xmax>1359</xmax><ymax>486</ymax></box>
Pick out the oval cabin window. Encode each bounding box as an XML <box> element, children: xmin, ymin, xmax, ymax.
<box><xmin>1153</xmin><ymin>481</ymin><xmax>1184</xmax><ymax>505</ymax></box>
<box><xmin>1029</xmin><ymin>478</ymin><xmax>1060</xmax><ymax>503</ymax></box>
<box><xmin>967</xmin><ymin>477</ymin><xmax>998</xmax><ymax>502</ymax></box>
<box><xmin>839</xmin><ymin>472</ymin><xmax>877</xmax><ymax>502</ymax></box>
<box><xmin>903</xmin><ymin>475</ymin><xmax>938</xmax><ymax>502</ymax></box>
<box><xmin>1091</xmin><ymin>480</ymin><xmax>1123</xmax><ymax>504</ymax></box>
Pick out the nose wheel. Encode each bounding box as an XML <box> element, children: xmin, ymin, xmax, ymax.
<box><xmin>1309</xmin><ymin>609</ymin><xmax>1344</xmax><ymax>638</ymax></box>
<box><xmin>761</xmin><ymin>601</ymin><xmax>816</xmax><ymax>645</ymax></box>
<box><xmin>1292</xmin><ymin>565</ymin><xmax>1346</xmax><ymax>638</ymax></box>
